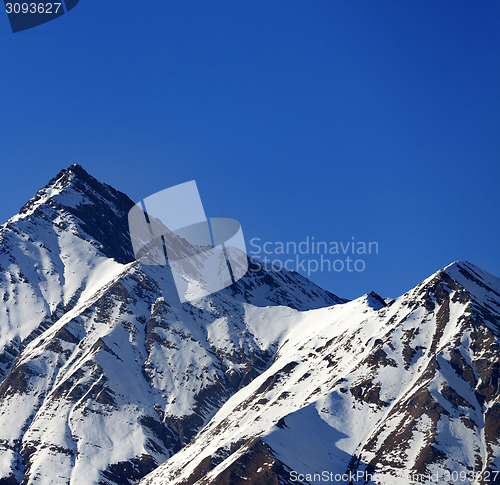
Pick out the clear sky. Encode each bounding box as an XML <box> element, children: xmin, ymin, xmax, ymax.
<box><xmin>0</xmin><ymin>0</ymin><xmax>499</xmax><ymax>299</ymax></box>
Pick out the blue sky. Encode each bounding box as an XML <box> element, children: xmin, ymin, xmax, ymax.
<box><xmin>0</xmin><ymin>0</ymin><xmax>499</xmax><ymax>299</ymax></box>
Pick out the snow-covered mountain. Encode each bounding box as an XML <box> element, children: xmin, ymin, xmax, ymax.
<box><xmin>138</xmin><ymin>261</ymin><xmax>500</xmax><ymax>485</ymax></box>
<box><xmin>0</xmin><ymin>165</ymin><xmax>342</xmax><ymax>485</ymax></box>
<box><xmin>0</xmin><ymin>165</ymin><xmax>499</xmax><ymax>485</ymax></box>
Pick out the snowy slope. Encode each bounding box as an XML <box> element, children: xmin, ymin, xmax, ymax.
<box><xmin>139</xmin><ymin>261</ymin><xmax>500</xmax><ymax>485</ymax></box>
<box><xmin>0</xmin><ymin>165</ymin><xmax>342</xmax><ymax>485</ymax></box>
<box><xmin>0</xmin><ymin>165</ymin><xmax>134</xmax><ymax>382</ymax></box>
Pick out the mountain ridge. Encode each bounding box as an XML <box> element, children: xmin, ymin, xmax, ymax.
<box><xmin>0</xmin><ymin>165</ymin><xmax>498</xmax><ymax>485</ymax></box>
<box><xmin>138</xmin><ymin>260</ymin><xmax>500</xmax><ymax>485</ymax></box>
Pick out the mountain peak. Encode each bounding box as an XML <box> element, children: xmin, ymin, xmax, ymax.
<box><xmin>48</xmin><ymin>163</ymin><xmax>115</xmax><ymax>198</ymax></box>
<box><xmin>67</xmin><ymin>162</ymin><xmax>86</xmax><ymax>173</ymax></box>
<box><xmin>15</xmin><ymin>164</ymin><xmax>108</xmax><ymax>217</ymax></box>
<box><xmin>440</xmin><ymin>260</ymin><xmax>500</xmax><ymax>299</ymax></box>
<box><xmin>417</xmin><ymin>260</ymin><xmax>500</xmax><ymax>298</ymax></box>
<box><xmin>442</xmin><ymin>259</ymin><xmax>477</xmax><ymax>275</ymax></box>
<box><xmin>412</xmin><ymin>260</ymin><xmax>500</xmax><ymax>335</ymax></box>
<box><xmin>365</xmin><ymin>291</ymin><xmax>387</xmax><ymax>309</ymax></box>
<box><xmin>8</xmin><ymin>164</ymin><xmax>136</xmax><ymax>264</ymax></box>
